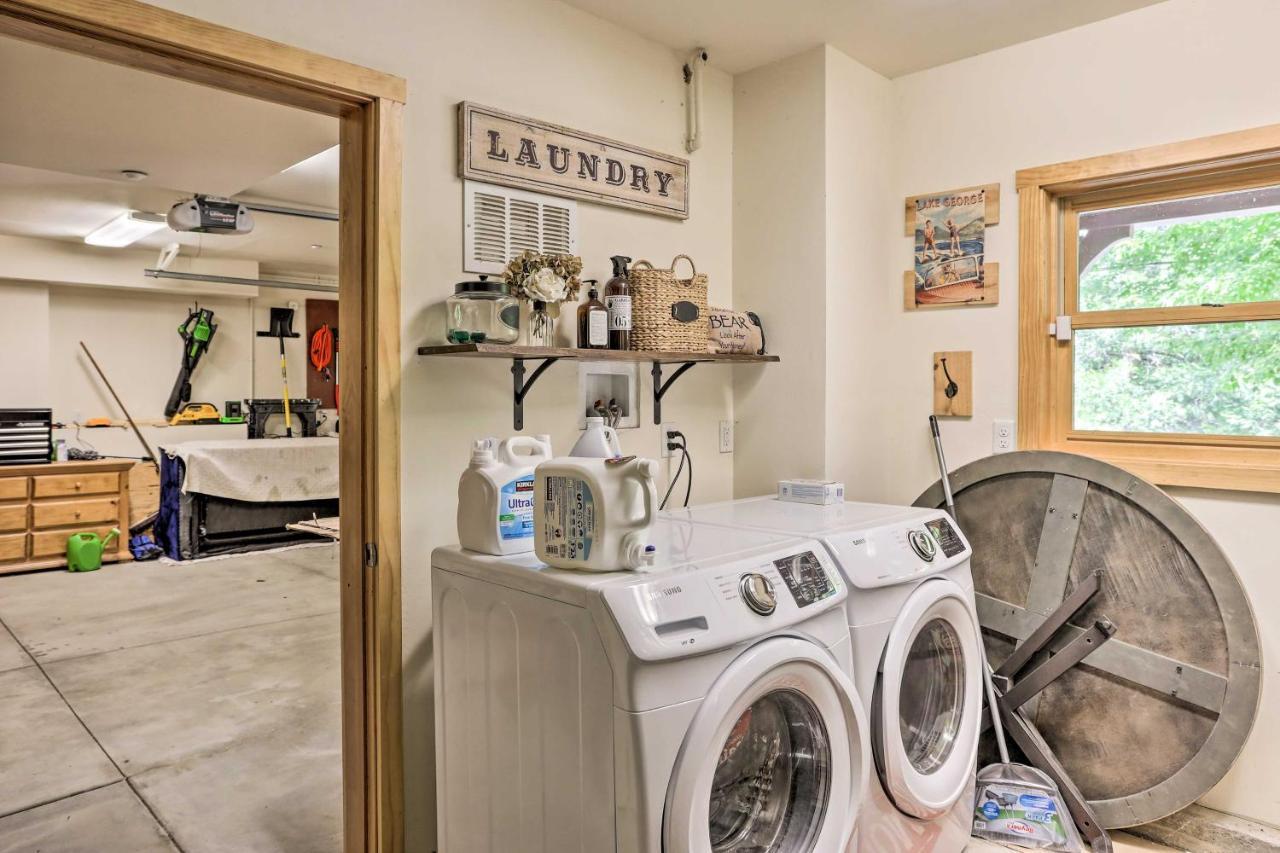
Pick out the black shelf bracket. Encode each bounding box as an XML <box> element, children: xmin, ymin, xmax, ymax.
<box><xmin>651</xmin><ymin>361</ymin><xmax>697</xmax><ymax>425</ymax></box>
<box><xmin>511</xmin><ymin>357</ymin><xmax>561</xmax><ymax>430</ymax></box>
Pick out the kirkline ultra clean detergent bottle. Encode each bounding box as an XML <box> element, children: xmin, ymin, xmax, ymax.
<box><xmin>457</xmin><ymin>435</ymin><xmax>553</xmax><ymax>555</ymax></box>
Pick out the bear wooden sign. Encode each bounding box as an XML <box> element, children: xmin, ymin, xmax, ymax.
<box><xmin>458</xmin><ymin>101</ymin><xmax>690</xmax><ymax>219</ymax></box>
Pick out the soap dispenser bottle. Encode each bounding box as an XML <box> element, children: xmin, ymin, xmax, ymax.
<box><xmin>604</xmin><ymin>255</ymin><xmax>632</xmax><ymax>351</ymax></box>
<box><xmin>576</xmin><ymin>279</ymin><xmax>608</xmax><ymax>350</ymax></box>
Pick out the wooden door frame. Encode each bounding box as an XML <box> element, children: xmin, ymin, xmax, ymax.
<box><xmin>0</xmin><ymin>3</ymin><xmax>406</xmax><ymax>852</ymax></box>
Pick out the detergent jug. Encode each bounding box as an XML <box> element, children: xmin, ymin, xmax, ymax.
<box><xmin>457</xmin><ymin>435</ymin><xmax>553</xmax><ymax>555</ymax></box>
<box><xmin>569</xmin><ymin>416</ymin><xmax>622</xmax><ymax>458</ymax></box>
<box><xmin>534</xmin><ymin>456</ymin><xmax>658</xmax><ymax>572</ymax></box>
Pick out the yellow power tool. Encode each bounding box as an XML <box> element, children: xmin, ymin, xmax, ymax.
<box><xmin>169</xmin><ymin>402</ymin><xmax>222</xmax><ymax>426</ymax></box>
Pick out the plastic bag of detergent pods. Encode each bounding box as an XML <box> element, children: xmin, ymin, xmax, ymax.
<box><xmin>972</xmin><ymin>763</ymin><xmax>1084</xmax><ymax>851</ymax></box>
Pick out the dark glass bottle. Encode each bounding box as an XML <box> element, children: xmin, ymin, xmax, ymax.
<box><xmin>577</xmin><ymin>280</ymin><xmax>608</xmax><ymax>349</ymax></box>
<box><xmin>605</xmin><ymin>255</ymin><xmax>632</xmax><ymax>350</ymax></box>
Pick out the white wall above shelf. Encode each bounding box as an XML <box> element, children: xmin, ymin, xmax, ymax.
<box><xmin>416</xmin><ymin>343</ymin><xmax>779</xmax><ymax>429</ymax></box>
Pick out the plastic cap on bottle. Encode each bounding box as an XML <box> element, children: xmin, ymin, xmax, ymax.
<box><xmin>610</xmin><ymin>255</ymin><xmax>631</xmax><ymax>277</ymax></box>
<box><xmin>471</xmin><ymin>439</ymin><xmax>494</xmax><ymax>465</ymax></box>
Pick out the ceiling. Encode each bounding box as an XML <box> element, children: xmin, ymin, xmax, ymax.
<box><xmin>558</xmin><ymin>0</ymin><xmax>1169</xmax><ymax>77</ymax></box>
<box><xmin>0</xmin><ymin>35</ymin><xmax>339</xmax><ymax>273</ymax></box>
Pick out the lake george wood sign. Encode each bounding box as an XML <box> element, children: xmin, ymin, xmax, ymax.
<box><xmin>458</xmin><ymin>102</ymin><xmax>690</xmax><ymax>219</ymax></box>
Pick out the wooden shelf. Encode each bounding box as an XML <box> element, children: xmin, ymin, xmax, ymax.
<box><xmin>416</xmin><ymin>343</ymin><xmax>779</xmax><ymax>364</ymax></box>
<box><xmin>417</xmin><ymin>343</ymin><xmax>779</xmax><ymax>429</ymax></box>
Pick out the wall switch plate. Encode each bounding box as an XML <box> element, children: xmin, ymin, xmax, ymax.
<box><xmin>993</xmin><ymin>419</ymin><xmax>1016</xmax><ymax>454</ymax></box>
<box><xmin>719</xmin><ymin>420</ymin><xmax>734</xmax><ymax>453</ymax></box>
<box><xmin>661</xmin><ymin>422</ymin><xmax>680</xmax><ymax>458</ymax></box>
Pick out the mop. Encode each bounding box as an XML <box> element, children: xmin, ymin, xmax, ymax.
<box><xmin>928</xmin><ymin>416</ymin><xmax>1083</xmax><ymax>852</ymax></box>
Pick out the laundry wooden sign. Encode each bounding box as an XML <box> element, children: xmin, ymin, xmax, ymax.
<box><xmin>458</xmin><ymin>102</ymin><xmax>690</xmax><ymax>219</ymax></box>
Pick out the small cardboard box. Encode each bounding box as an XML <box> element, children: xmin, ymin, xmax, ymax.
<box><xmin>778</xmin><ymin>479</ymin><xmax>844</xmax><ymax>506</ymax></box>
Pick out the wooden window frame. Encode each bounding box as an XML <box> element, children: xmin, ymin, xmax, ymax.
<box><xmin>0</xmin><ymin>2</ymin><xmax>406</xmax><ymax>852</ymax></box>
<box><xmin>1017</xmin><ymin>125</ymin><xmax>1280</xmax><ymax>493</ymax></box>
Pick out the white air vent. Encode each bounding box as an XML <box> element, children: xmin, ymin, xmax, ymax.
<box><xmin>464</xmin><ymin>181</ymin><xmax>578</xmax><ymax>275</ymax></box>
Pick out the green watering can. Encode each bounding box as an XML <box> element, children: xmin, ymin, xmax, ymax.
<box><xmin>67</xmin><ymin>528</ymin><xmax>120</xmax><ymax>572</ymax></box>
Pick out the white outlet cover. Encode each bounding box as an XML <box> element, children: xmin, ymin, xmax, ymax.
<box><xmin>719</xmin><ymin>420</ymin><xmax>734</xmax><ymax>453</ymax></box>
<box><xmin>992</xmin><ymin>419</ymin><xmax>1016</xmax><ymax>454</ymax></box>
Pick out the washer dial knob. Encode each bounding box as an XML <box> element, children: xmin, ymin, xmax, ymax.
<box><xmin>908</xmin><ymin>529</ymin><xmax>937</xmax><ymax>562</ymax></box>
<box><xmin>739</xmin><ymin>573</ymin><xmax>777</xmax><ymax>615</ymax></box>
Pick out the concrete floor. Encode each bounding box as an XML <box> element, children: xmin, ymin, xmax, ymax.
<box><xmin>0</xmin><ymin>544</ymin><xmax>341</xmax><ymax>853</ymax></box>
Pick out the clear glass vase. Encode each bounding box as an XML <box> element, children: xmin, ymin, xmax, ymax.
<box><xmin>528</xmin><ymin>300</ymin><xmax>555</xmax><ymax>347</ymax></box>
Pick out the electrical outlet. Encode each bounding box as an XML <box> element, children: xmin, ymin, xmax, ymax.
<box><xmin>993</xmin><ymin>419</ymin><xmax>1016</xmax><ymax>454</ymax></box>
<box><xmin>719</xmin><ymin>420</ymin><xmax>734</xmax><ymax>453</ymax></box>
<box><xmin>661</xmin><ymin>422</ymin><xmax>680</xmax><ymax>458</ymax></box>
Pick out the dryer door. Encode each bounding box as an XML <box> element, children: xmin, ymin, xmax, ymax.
<box><xmin>664</xmin><ymin>637</ymin><xmax>870</xmax><ymax>853</ymax></box>
<box><xmin>872</xmin><ymin>577</ymin><xmax>982</xmax><ymax>820</ymax></box>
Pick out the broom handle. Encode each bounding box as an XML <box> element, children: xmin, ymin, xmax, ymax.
<box><xmin>929</xmin><ymin>415</ymin><xmax>1009</xmax><ymax>762</ymax></box>
<box><xmin>79</xmin><ymin>341</ymin><xmax>160</xmax><ymax>469</ymax></box>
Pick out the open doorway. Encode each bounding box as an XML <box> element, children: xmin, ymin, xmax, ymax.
<box><xmin>0</xmin><ymin>31</ymin><xmax>345</xmax><ymax>851</ymax></box>
<box><xmin>0</xmin><ymin>5</ymin><xmax>403</xmax><ymax>852</ymax></box>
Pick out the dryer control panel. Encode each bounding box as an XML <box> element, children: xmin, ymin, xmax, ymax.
<box><xmin>822</xmin><ymin>509</ymin><xmax>972</xmax><ymax>590</ymax></box>
<box><xmin>602</xmin><ymin>542</ymin><xmax>846</xmax><ymax>661</ymax></box>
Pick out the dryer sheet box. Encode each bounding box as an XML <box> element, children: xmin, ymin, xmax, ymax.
<box><xmin>777</xmin><ymin>479</ymin><xmax>845</xmax><ymax>505</ymax></box>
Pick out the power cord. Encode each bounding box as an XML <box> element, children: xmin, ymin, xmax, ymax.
<box><xmin>659</xmin><ymin>430</ymin><xmax>694</xmax><ymax>510</ymax></box>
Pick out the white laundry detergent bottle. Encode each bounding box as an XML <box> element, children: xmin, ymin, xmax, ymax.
<box><xmin>534</xmin><ymin>455</ymin><xmax>658</xmax><ymax>571</ymax></box>
<box><xmin>457</xmin><ymin>434</ymin><xmax>553</xmax><ymax>555</ymax></box>
<box><xmin>569</xmin><ymin>416</ymin><xmax>623</xmax><ymax>458</ymax></box>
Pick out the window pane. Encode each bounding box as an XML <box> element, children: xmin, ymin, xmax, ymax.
<box><xmin>1077</xmin><ymin>185</ymin><xmax>1280</xmax><ymax>311</ymax></box>
<box><xmin>1073</xmin><ymin>321</ymin><xmax>1280</xmax><ymax>436</ymax></box>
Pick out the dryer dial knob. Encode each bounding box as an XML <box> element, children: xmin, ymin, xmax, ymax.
<box><xmin>739</xmin><ymin>573</ymin><xmax>777</xmax><ymax>615</ymax></box>
<box><xmin>908</xmin><ymin>529</ymin><xmax>937</xmax><ymax>562</ymax></box>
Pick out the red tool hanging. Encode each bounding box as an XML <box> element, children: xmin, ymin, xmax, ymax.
<box><xmin>309</xmin><ymin>323</ymin><xmax>338</xmax><ymax>407</ymax></box>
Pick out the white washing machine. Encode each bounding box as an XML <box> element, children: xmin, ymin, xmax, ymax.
<box><xmin>669</xmin><ymin>498</ymin><xmax>982</xmax><ymax>853</ymax></box>
<box><xmin>432</xmin><ymin>517</ymin><xmax>872</xmax><ymax>853</ymax></box>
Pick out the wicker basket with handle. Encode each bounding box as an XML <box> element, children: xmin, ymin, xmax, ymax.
<box><xmin>629</xmin><ymin>254</ymin><xmax>710</xmax><ymax>352</ymax></box>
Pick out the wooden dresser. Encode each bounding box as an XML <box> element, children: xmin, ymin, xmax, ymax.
<box><xmin>0</xmin><ymin>460</ymin><xmax>133</xmax><ymax>574</ymax></box>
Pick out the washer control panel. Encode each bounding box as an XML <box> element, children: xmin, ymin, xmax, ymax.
<box><xmin>823</xmin><ymin>509</ymin><xmax>972</xmax><ymax>590</ymax></box>
<box><xmin>603</xmin><ymin>542</ymin><xmax>846</xmax><ymax>661</ymax></box>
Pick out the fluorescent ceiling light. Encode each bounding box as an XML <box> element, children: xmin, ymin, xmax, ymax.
<box><xmin>84</xmin><ymin>211</ymin><xmax>167</xmax><ymax>247</ymax></box>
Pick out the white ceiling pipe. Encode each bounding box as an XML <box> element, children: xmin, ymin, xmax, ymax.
<box><xmin>144</xmin><ymin>268</ymin><xmax>338</xmax><ymax>293</ymax></box>
<box><xmin>684</xmin><ymin>48</ymin><xmax>709</xmax><ymax>154</ymax></box>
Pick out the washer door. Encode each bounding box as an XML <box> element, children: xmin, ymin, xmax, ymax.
<box><xmin>872</xmin><ymin>578</ymin><xmax>982</xmax><ymax>820</ymax></box>
<box><xmin>664</xmin><ymin>637</ymin><xmax>870</xmax><ymax>853</ymax></box>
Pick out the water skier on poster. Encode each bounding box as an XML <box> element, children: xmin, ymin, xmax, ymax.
<box><xmin>912</xmin><ymin>189</ymin><xmax>988</xmax><ymax>306</ymax></box>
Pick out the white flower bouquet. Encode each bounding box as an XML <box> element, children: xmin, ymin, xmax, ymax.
<box><xmin>502</xmin><ymin>251</ymin><xmax>583</xmax><ymax>305</ymax></box>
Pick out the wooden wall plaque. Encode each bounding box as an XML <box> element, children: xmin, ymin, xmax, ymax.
<box><xmin>933</xmin><ymin>351</ymin><xmax>973</xmax><ymax>417</ymax></box>
<box><xmin>458</xmin><ymin>102</ymin><xmax>689</xmax><ymax>220</ymax></box>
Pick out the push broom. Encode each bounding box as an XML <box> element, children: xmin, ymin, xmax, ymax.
<box><xmin>929</xmin><ymin>416</ymin><xmax>1085</xmax><ymax>852</ymax></box>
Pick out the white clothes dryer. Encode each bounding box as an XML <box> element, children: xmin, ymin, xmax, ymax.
<box><xmin>432</xmin><ymin>517</ymin><xmax>872</xmax><ymax>853</ymax></box>
<box><xmin>668</xmin><ymin>498</ymin><xmax>983</xmax><ymax>853</ymax></box>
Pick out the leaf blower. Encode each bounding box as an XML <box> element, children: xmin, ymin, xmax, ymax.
<box><xmin>164</xmin><ymin>306</ymin><xmax>217</xmax><ymax>419</ymax></box>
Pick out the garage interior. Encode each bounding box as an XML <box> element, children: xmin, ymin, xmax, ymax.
<box><xmin>0</xmin><ymin>30</ymin><xmax>344</xmax><ymax>853</ymax></box>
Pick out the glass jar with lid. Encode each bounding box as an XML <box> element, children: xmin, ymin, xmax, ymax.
<box><xmin>446</xmin><ymin>275</ymin><xmax>519</xmax><ymax>344</ymax></box>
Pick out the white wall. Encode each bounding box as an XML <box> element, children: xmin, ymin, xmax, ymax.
<box><xmin>140</xmin><ymin>2</ymin><xmax>739</xmax><ymax>848</ymax></box>
<box><xmin>0</xmin><ymin>277</ymin><xmax>337</xmax><ymax>457</ymax></box>
<box><xmin>733</xmin><ymin>48</ymin><xmax>828</xmax><ymax>496</ymax></box>
<box><xmin>823</xmin><ymin>46</ymin><xmax>894</xmax><ymax>483</ymax></box>
<box><xmin>876</xmin><ymin>0</ymin><xmax>1280</xmax><ymax>826</ymax></box>
<box><xmin>0</xmin><ymin>281</ymin><xmax>49</xmax><ymax>406</ymax></box>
